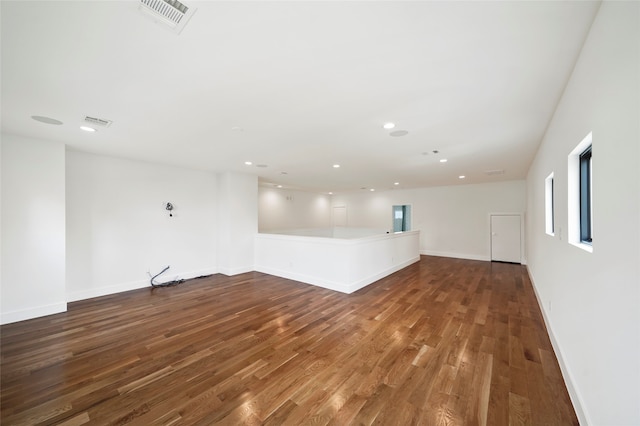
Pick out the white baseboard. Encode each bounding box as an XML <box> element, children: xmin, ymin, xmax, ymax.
<box><xmin>420</xmin><ymin>250</ymin><xmax>490</xmax><ymax>262</ymax></box>
<box><xmin>1</xmin><ymin>302</ymin><xmax>67</xmax><ymax>325</ymax></box>
<box><xmin>420</xmin><ymin>251</ymin><xmax>528</xmax><ymax>265</ymax></box>
<box><xmin>218</xmin><ymin>266</ymin><xmax>254</xmax><ymax>276</ymax></box>
<box><xmin>347</xmin><ymin>256</ymin><xmax>421</xmax><ymax>293</ymax></box>
<box><xmin>66</xmin><ymin>267</ymin><xmax>218</xmax><ymax>302</ymax></box>
<box><xmin>256</xmin><ymin>256</ymin><xmax>421</xmax><ymax>294</ymax></box>
<box><xmin>526</xmin><ymin>267</ymin><xmax>590</xmax><ymax>426</ymax></box>
<box><xmin>253</xmin><ymin>265</ymin><xmax>350</xmax><ymax>293</ymax></box>
<box><xmin>67</xmin><ymin>279</ymin><xmax>150</xmax><ymax>302</ymax></box>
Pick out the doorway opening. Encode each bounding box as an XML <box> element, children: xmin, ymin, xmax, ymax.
<box><xmin>392</xmin><ymin>205</ymin><xmax>411</xmax><ymax>232</ymax></box>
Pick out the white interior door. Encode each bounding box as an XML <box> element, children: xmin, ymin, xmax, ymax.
<box><xmin>491</xmin><ymin>214</ymin><xmax>521</xmax><ymax>263</ymax></box>
<box><xmin>332</xmin><ymin>206</ymin><xmax>347</xmax><ymax>227</ymax></box>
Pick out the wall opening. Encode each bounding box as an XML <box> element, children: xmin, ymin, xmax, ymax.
<box><xmin>392</xmin><ymin>205</ymin><xmax>411</xmax><ymax>232</ymax></box>
<box><xmin>545</xmin><ymin>172</ymin><xmax>555</xmax><ymax>236</ymax></box>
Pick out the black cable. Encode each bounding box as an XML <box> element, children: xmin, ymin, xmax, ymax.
<box><xmin>150</xmin><ymin>266</ymin><xmax>213</xmax><ymax>289</ymax></box>
<box><xmin>150</xmin><ymin>265</ymin><xmax>185</xmax><ymax>288</ymax></box>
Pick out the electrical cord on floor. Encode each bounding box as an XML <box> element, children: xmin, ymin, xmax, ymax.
<box><xmin>150</xmin><ymin>266</ymin><xmax>212</xmax><ymax>288</ymax></box>
<box><xmin>150</xmin><ymin>265</ymin><xmax>185</xmax><ymax>288</ymax></box>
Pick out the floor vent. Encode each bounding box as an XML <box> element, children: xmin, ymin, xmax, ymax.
<box><xmin>139</xmin><ymin>0</ymin><xmax>196</xmax><ymax>34</ymax></box>
<box><xmin>84</xmin><ymin>116</ymin><xmax>112</xmax><ymax>128</ymax></box>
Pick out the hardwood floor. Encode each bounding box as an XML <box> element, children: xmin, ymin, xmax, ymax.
<box><xmin>1</xmin><ymin>256</ymin><xmax>578</xmax><ymax>425</ymax></box>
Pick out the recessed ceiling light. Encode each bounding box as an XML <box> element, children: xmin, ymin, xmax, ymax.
<box><xmin>390</xmin><ymin>130</ymin><xmax>409</xmax><ymax>137</ymax></box>
<box><xmin>440</xmin><ymin>159</ymin><xmax>448</xmax><ymax>163</ymax></box>
<box><xmin>328</xmin><ymin>192</ymin><xmax>333</xmax><ymax>195</ymax></box>
<box><xmin>370</xmin><ymin>188</ymin><xmax>375</xmax><ymax>192</ymax></box>
<box><xmin>80</xmin><ymin>126</ymin><xmax>96</xmax><ymax>132</ymax></box>
<box><xmin>383</xmin><ymin>122</ymin><xmax>395</xmax><ymax>130</ymax></box>
<box><xmin>333</xmin><ymin>164</ymin><xmax>340</xmax><ymax>168</ymax></box>
<box><xmin>459</xmin><ymin>175</ymin><xmax>466</xmax><ymax>179</ymax></box>
<box><xmin>32</xmin><ymin>115</ymin><xmax>63</xmax><ymax>125</ymax></box>
<box><xmin>277</xmin><ymin>185</ymin><xmax>283</xmax><ymax>188</ymax></box>
<box><xmin>244</xmin><ymin>161</ymin><xmax>252</xmax><ymax>165</ymax></box>
<box><xmin>394</xmin><ymin>182</ymin><xmax>400</xmax><ymax>185</ymax></box>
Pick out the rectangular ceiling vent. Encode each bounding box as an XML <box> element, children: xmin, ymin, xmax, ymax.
<box><xmin>139</xmin><ymin>0</ymin><xmax>196</xmax><ymax>34</ymax></box>
<box><xmin>84</xmin><ymin>116</ymin><xmax>113</xmax><ymax>128</ymax></box>
<box><xmin>485</xmin><ymin>169</ymin><xmax>505</xmax><ymax>176</ymax></box>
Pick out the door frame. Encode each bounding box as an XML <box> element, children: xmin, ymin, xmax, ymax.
<box><xmin>332</xmin><ymin>205</ymin><xmax>348</xmax><ymax>227</ymax></box>
<box><xmin>488</xmin><ymin>212</ymin><xmax>526</xmax><ymax>264</ymax></box>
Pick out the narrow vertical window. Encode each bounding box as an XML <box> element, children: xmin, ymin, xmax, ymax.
<box><xmin>568</xmin><ymin>132</ymin><xmax>593</xmax><ymax>252</ymax></box>
<box><xmin>579</xmin><ymin>147</ymin><xmax>592</xmax><ymax>243</ymax></box>
<box><xmin>545</xmin><ymin>172</ymin><xmax>555</xmax><ymax>235</ymax></box>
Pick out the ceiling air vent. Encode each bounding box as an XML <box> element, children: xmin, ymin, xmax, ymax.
<box><xmin>83</xmin><ymin>116</ymin><xmax>112</xmax><ymax>128</ymax></box>
<box><xmin>139</xmin><ymin>0</ymin><xmax>196</xmax><ymax>34</ymax></box>
<box><xmin>485</xmin><ymin>169</ymin><xmax>505</xmax><ymax>176</ymax></box>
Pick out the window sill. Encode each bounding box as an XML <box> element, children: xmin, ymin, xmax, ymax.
<box><xmin>570</xmin><ymin>241</ymin><xmax>593</xmax><ymax>253</ymax></box>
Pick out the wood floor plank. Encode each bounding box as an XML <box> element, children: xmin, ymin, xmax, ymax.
<box><xmin>509</xmin><ymin>391</ymin><xmax>533</xmax><ymax>426</ymax></box>
<box><xmin>1</xmin><ymin>256</ymin><xmax>578</xmax><ymax>425</ymax></box>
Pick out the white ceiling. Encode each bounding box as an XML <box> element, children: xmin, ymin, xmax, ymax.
<box><xmin>1</xmin><ymin>1</ymin><xmax>600</xmax><ymax>193</ymax></box>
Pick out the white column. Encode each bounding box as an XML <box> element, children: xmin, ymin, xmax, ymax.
<box><xmin>217</xmin><ymin>172</ymin><xmax>257</xmax><ymax>275</ymax></box>
<box><xmin>1</xmin><ymin>134</ymin><xmax>66</xmax><ymax>324</ymax></box>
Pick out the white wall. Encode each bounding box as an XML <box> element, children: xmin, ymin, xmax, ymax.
<box><xmin>258</xmin><ymin>187</ymin><xmax>331</xmax><ymax>231</ymax></box>
<box><xmin>526</xmin><ymin>2</ymin><xmax>639</xmax><ymax>424</ymax></box>
<box><xmin>66</xmin><ymin>151</ymin><xmax>218</xmax><ymax>301</ymax></box>
<box><xmin>217</xmin><ymin>172</ymin><xmax>258</xmax><ymax>275</ymax></box>
<box><xmin>332</xmin><ymin>180</ymin><xmax>526</xmax><ymax>262</ymax></box>
<box><xmin>1</xmin><ymin>134</ymin><xmax>66</xmax><ymax>324</ymax></box>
